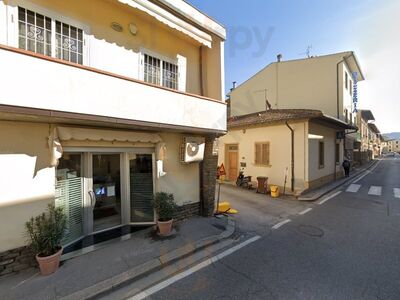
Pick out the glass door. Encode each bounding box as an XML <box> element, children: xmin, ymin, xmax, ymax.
<box><xmin>91</xmin><ymin>154</ymin><xmax>122</xmax><ymax>232</ymax></box>
<box><xmin>56</xmin><ymin>153</ymin><xmax>84</xmax><ymax>245</ymax></box>
<box><xmin>129</xmin><ymin>154</ymin><xmax>155</xmax><ymax>223</ymax></box>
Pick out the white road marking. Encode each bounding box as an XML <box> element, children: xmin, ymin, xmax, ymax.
<box><xmin>352</xmin><ymin>160</ymin><xmax>381</xmax><ymax>184</ymax></box>
<box><xmin>394</xmin><ymin>188</ymin><xmax>400</xmax><ymax>198</ymax></box>
<box><xmin>128</xmin><ymin>235</ymin><xmax>261</xmax><ymax>300</ymax></box>
<box><xmin>298</xmin><ymin>208</ymin><xmax>313</xmax><ymax>215</ymax></box>
<box><xmin>271</xmin><ymin>219</ymin><xmax>291</xmax><ymax>230</ymax></box>
<box><xmin>318</xmin><ymin>191</ymin><xmax>342</xmax><ymax>205</ymax></box>
<box><xmin>346</xmin><ymin>184</ymin><xmax>362</xmax><ymax>193</ymax></box>
<box><xmin>368</xmin><ymin>186</ymin><xmax>382</xmax><ymax>196</ymax></box>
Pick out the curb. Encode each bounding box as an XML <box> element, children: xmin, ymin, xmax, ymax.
<box><xmin>60</xmin><ymin>216</ymin><xmax>236</xmax><ymax>300</ymax></box>
<box><xmin>298</xmin><ymin>160</ymin><xmax>379</xmax><ymax>201</ymax></box>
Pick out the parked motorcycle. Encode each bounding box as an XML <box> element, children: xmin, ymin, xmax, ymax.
<box><xmin>236</xmin><ymin>170</ymin><xmax>252</xmax><ymax>189</ymax></box>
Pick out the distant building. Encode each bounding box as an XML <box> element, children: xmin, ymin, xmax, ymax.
<box><xmin>388</xmin><ymin>140</ymin><xmax>400</xmax><ymax>153</ymax></box>
<box><xmin>218</xmin><ymin>109</ymin><xmax>355</xmax><ymax>194</ymax></box>
<box><xmin>228</xmin><ymin>51</ymin><xmax>365</xmax><ymax>161</ymax></box>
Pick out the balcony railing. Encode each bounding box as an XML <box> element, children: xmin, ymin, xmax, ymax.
<box><xmin>0</xmin><ymin>45</ymin><xmax>226</xmax><ymax>133</ymax></box>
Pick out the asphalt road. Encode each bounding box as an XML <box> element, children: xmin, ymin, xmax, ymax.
<box><xmin>150</xmin><ymin>157</ymin><xmax>400</xmax><ymax>300</ymax></box>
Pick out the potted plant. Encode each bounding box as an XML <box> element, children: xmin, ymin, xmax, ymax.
<box><xmin>25</xmin><ymin>204</ymin><xmax>67</xmax><ymax>276</ymax></box>
<box><xmin>152</xmin><ymin>192</ymin><xmax>177</xmax><ymax>236</ymax></box>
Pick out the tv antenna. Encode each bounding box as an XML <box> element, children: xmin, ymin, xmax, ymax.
<box><xmin>299</xmin><ymin>45</ymin><xmax>313</xmax><ymax>58</ymax></box>
<box><xmin>254</xmin><ymin>88</ymin><xmax>272</xmax><ymax>111</ymax></box>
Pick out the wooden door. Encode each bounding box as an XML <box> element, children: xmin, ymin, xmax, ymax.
<box><xmin>226</xmin><ymin>144</ymin><xmax>238</xmax><ymax>181</ymax></box>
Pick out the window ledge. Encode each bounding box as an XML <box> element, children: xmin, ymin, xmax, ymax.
<box><xmin>254</xmin><ymin>164</ymin><xmax>272</xmax><ymax>168</ymax></box>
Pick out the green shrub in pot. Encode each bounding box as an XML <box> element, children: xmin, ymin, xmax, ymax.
<box><xmin>152</xmin><ymin>192</ymin><xmax>177</xmax><ymax>236</ymax></box>
<box><xmin>25</xmin><ymin>204</ymin><xmax>67</xmax><ymax>275</ymax></box>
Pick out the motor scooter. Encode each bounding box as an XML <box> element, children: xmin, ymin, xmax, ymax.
<box><xmin>236</xmin><ymin>170</ymin><xmax>252</xmax><ymax>189</ymax></box>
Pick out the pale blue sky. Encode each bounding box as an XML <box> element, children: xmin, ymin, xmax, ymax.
<box><xmin>188</xmin><ymin>0</ymin><xmax>400</xmax><ymax>133</ymax></box>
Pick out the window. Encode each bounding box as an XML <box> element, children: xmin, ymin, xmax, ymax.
<box><xmin>335</xmin><ymin>143</ymin><xmax>340</xmax><ymax>164</ymax></box>
<box><xmin>319</xmin><ymin>141</ymin><xmax>325</xmax><ymax>168</ymax></box>
<box><xmin>143</xmin><ymin>53</ymin><xmax>179</xmax><ymax>90</ymax></box>
<box><xmin>55</xmin><ymin>21</ymin><xmax>83</xmax><ymax>64</ymax></box>
<box><xmin>18</xmin><ymin>6</ymin><xmax>84</xmax><ymax>64</ymax></box>
<box><xmin>345</xmin><ymin>109</ymin><xmax>348</xmax><ymax>123</ymax></box>
<box><xmin>18</xmin><ymin>7</ymin><xmax>52</xmax><ymax>56</ymax></box>
<box><xmin>345</xmin><ymin>72</ymin><xmax>348</xmax><ymax>90</ymax></box>
<box><xmin>350</xmin><ymin>80</ymin><xmax>353</xmax><ymax>96</ymax></box>
<box><xmin>255</xmin><ymin>142</ymin><xmax>270</xmax><ymax>166</ymax></box>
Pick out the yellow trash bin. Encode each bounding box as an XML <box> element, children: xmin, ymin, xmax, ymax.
<box><xmin>270</xmin><ymin>185</ymin><xmax>279</xmax><ymax>198</ymax></box>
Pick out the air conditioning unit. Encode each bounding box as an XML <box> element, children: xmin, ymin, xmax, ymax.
<box><xmin>180</xmin><ymin>137</ymin><xmax>205</xmax><ymax>163</ymax></box>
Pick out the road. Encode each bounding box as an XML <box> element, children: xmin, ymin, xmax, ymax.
<box><xmin>147</xmin><ymin>157</ymin><xmax>400</xmax><ymax>299</ymax></box>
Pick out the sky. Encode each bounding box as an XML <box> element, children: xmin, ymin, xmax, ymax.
<box><xmin>187</xmin><ymin>0</ymin><xmax>400</xmax><ymax>133</ymax></box>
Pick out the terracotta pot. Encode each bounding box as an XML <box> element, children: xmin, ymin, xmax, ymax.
<box><xmin>36</xmin><ymin>247</ymin><xmax>63</xmax><ymax>276</ymax></box>
<box><xmin>157</xmin><ymin>219</ymin><xmax>173</xmax><ymax>236</ymax></box>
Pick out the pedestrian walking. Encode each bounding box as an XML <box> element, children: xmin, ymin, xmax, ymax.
<box><xmin>342</xmin><ymin>158</ymin><xmax>351</xmax><ymax>177</ymax></box>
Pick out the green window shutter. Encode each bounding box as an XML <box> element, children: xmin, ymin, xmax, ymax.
<box><xmin>55</xmin><ymin>177</ymin><xmax>84</xmax><ymax>245</ymax></box>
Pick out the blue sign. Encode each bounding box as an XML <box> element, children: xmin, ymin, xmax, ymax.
<box><xmin>352</xmin><ymin>71</ymin><xmax>358</xmax><ymax>113</ymax></box>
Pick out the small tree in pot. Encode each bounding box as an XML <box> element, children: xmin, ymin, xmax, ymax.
<box><xmin>152</xmin><ymin>192</ymin><xmax>177</xmax><ymax>236</ymax></box>
<box><xmin>25</xmin><ymin>204</ymin><xmax>67</xmax><ymax>275</ymax></box>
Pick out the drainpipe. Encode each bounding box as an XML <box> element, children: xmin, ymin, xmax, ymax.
<box><xmin>199</xmin><ymin>46</ymin><xmax>204</xmax><ymax>96</ymax></box>
<box><xmin>285</xmin><ymin>121</ymin><xmax>294</xmax><ymax>192</ymax></box>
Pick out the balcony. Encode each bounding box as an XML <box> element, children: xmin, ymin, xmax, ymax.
<box><xmin>0</xmin><ymin>46</ymin><xmax>226</xmax><ymax>133</ymax></box>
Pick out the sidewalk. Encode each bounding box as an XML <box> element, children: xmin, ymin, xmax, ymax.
<box><xmin>298</xmin><ymin>160</ymin><xmax>379</xmax><ymax>201</ymax></box>
<box><xmin>0</xmin><ymin>216</ymin><xmax>235</xmax><ymax>300</ymax></box>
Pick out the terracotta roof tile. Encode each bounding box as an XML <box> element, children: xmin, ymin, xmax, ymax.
<box><xmin>228</xmin><ymin>109</ymin><xmax>324</xmax><ymax>128</ymax></box>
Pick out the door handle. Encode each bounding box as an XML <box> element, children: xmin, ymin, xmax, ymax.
<box><xmin>88</xmin><ymin>191</ymin><xmax>96</xmax><ymax>208</ymax></box>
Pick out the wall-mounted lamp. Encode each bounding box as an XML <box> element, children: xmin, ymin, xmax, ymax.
<box><xmin>111</xmin><ymin>22</ymin><xmax>123</xmax><ymax>32</ymax></box>
<box><xmin>129</xmin><ymin>23</ymin><xmax>138</xmax><ymax>36</ymax></box>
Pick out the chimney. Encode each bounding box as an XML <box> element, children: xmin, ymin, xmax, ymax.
<box><xmin>230</xmin><ymin>81</ymin><xmax>237</xmax><ymax>92</ymax></box>
<box><xmin>277</xmin><ymin>54</ymin><xmax>282</xmax><ymax>62</ymax></box>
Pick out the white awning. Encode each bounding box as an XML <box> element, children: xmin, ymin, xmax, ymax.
<box><xmin>117</xmin><ymin>0</ymin><xmax>212</xmax><ymax>48</ymax></box>
<box><xmin>56</xmin><ymin>126</ymin><xmax>162</xmax><ymax>143</ymax></box>
<box><xmin>49</xmin><ymin>126</ymin><xmax>163</xmax><ymax>166</ymax></box>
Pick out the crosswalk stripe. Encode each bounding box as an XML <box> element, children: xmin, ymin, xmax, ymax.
<box><xmin>346</xmin><ymin>184</ymin><xmax>361</xmax><ymax>193</ymax></box>
<box><xmin>394</xmin><ymin>188</ymin><xmax>400</xmax><ymax>198</ymax></box>
<box><xmin>368</xmin><ymin>186</ymin><xmax>382</xmax><ymax>196</ymax></box>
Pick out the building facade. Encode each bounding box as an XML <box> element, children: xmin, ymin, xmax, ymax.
<box><xmin>218</xmin><ymin>110</ymin><xmax>355</xmax><ymax>194</ymax></box>
<box><xmin>388</xmin><ymin>139</ymin><xmax>400</xmax><ymax>153</ymax></box>
<box><xmin>228</xmin><ymin>52</ymin><xmax>364</xmax><ymax>160</ymax></box>
<box><xmin>0</xmin><ymin>0</ymin><xmax>226</xmax><ymax>275</ymax></box>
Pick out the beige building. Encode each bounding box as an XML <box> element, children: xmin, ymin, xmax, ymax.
<box><xmin>354</xmin><ymin>110</ymin><xmax>375</xmax><ymax>163</ymax></box>
<box><xmin>218</xmin><ymin>110</ymin><xmax>355</xmax><ymax>194</ymax></box>
<box><xmin>388</xmin><ymin>139</ymin><xmax>400</xmax><ymax>153</ymax></box>
<box><xmin>0</xmin><ymin>0</ymin><xmax>226</xmax><ymax>275</ymax></box>
<box><xmin>228</xmin><ymin>51</ymin><xmax>364</xmax><ymax>160</ymax></box>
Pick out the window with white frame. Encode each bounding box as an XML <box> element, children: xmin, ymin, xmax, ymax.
<box><xmin>18</xmin><ymin>6</ymin><xmax>84</xmax><ymax>64</ymax></box>
<box><xmin>143</xmin><ymin>53</ymin><xmax>179</xmax><ymax>90</ymax></box>
<box><xmin>55</xmin><ymin>21</ymin><xmax>83</xmax><ymax>64</ymax></box>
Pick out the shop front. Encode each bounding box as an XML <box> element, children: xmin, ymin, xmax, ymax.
<box><xmin>52</xmin><ymin>127</ymin><xmax>162</xmax><ymax>250</ymax></box>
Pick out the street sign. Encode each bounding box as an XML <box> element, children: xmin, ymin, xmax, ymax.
<box><xmin>217</xmin><ymin>163</ymin><xmax>227</xmax><ymax>176</ymax></box>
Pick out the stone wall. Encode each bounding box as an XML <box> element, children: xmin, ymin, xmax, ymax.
<box><xmin>0</xmin><ymin>246</ymin><xmax>36</xmax><ymax>277</ymax></box>
<box><xmin>174</xmin><ymin>202</ymin><xmax>200</xmax><ymax>221</ymax></box>
<box><xmin>200</xmin><ymin>135</ymin><xmax>218</xmax><ymax>217</ymax></box>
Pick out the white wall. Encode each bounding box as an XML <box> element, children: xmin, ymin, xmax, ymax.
<box><xmin>308</xmin><ymin>122</ymin><xmax>342</xmax><ymax>183</ymax></box>
<box><xmin>0</xmin><ymin>47</ymin><xmax>226</xmax><ymax>132</ymax></box>
<box><xmin>0</xmin><ymin>1</ymin><xmax>6</xmax><ymax>45</ymax></box>
<box><xmin>157</xmin><ymin>133</ymin><xmax>200</xmax><ymax>206</ymax></box>
<box><xmin>218</xmin><ymin>122</ymin><xmax>308</xmax><ymax>192</ymax></box>
<box><xmin>0</xmin><ymin>121</ymin><xmax>55</xmax><ymax>252</ymax></box>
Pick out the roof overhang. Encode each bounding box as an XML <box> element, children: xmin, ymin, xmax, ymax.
<box><xmin>117</xmin><ymin>0</ymin><xmax>214</xmax><ymax>47</ymax></box>
<box><xmin>360</xmin><ymin>110</ymin><xmax>375</xmax><ymax>121</ymax></box>
<box><xmin>312</xmin><ymin>114</ymin><xmax>357</xmax><ymax>130</ymax></box>
<box><xmin>343</xmin><ymin>51</ymin><xmax>365</xmax><ymax>81</ymax></box>
<box><xmin>156</xmin><ymin>0</ymin><xmax>226</xmax><ymax>40</ymax></box>
<box><xmin>368</xmin><ymin>123</ymin><xmax>380</xmax><ymax>134</ymax></box>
